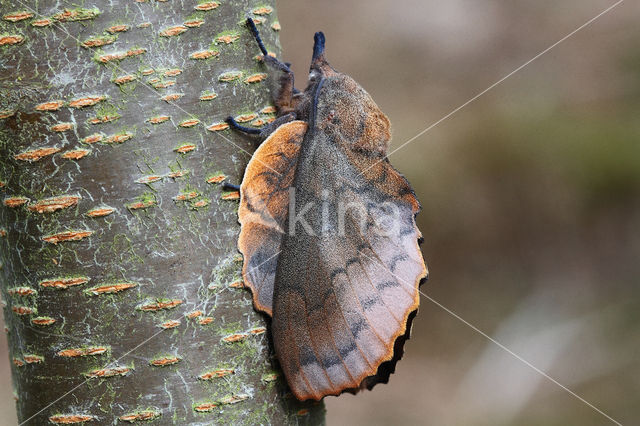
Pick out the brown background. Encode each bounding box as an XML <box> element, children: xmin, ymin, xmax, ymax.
<box><xmin>2</xmin><ymin>0</ymin><xmax>640</xmax><ymax>424</ymax></box>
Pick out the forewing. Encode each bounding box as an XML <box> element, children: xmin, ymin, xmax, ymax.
<box><xmin>272</xmin><ymin>132</ymin><xmax>427</xmax><ymax>400</ymax></box>
<box><xmin>238</xmin><ymin>120</ymin><xmax>308</xmax><ymax>316</ymax></box>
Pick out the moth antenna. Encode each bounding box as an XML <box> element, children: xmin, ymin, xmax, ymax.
<box><xmin>312</xmin><ymin>31</ymin><xmax>326</xmax><ymax>61</ymax></box>
<box><xmin>246</xmin><ymin>17</ymin><xmax>269</xmax><ymax>56</ymax></box>
<box><xmin>225</xmin><ymin>116</ymin><xmax>261</xmax><ymax>135</ymax></box>
<box><xmin>222</xmin><ymin>182</ymin><xmax>240</xmax><ymax>191</ymax></box>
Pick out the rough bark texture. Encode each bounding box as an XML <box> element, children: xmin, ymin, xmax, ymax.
<box><xmin>0</xmin><ymin>1</ymin><xmax>325</xmax><ymax>424</ymax></box>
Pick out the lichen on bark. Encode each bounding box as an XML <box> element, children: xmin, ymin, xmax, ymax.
<box><xmin>0</xmin><ymin>0</ymin><xmax>325</xmax><ymax>424</ymax></box>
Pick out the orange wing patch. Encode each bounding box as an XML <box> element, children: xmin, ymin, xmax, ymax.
<box><xmin>238</xmin><ymin>120</ymin><xmax>308</xmax><ymax>316</ymax></box>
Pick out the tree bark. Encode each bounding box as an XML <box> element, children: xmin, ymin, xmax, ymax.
<box><xmin>0</xmin><ymin>0</ymin><xmax>324</xmax><ymax>424</ymax></box>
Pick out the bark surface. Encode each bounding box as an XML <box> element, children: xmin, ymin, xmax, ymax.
<box><xmin>0</xmin><ymin>0</ymin><xmax>324</xmax><ymax>424</ymax></box>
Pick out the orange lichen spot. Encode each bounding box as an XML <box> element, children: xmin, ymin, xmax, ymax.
<box><xmin>254</xmin><ymin>52</ymin><xmax>277</xmax><ymax>62</ymax></box>
<box><xmin>228</xmin><ymin>280</ymin><xmax>244</xmax><ymax>288</ymax></box>
<box><xmin>119</xmin><ymin>411</ymin><xmax>160</xmax><ymax>422</ymax></box>
<box><xmin>194</xmin><ymin>2</ymin><xmax>220</xmax><ymax>11</ymax></box>
<box><xmin>62</xmin><ymin>149</ymin><xmax>91</xmax><ymax>160</ymax></box>
<box><xmin>40</xmin><ymin>277</ymin><xmax>89</xmax><ymax>289</ymax></box>
<box><xmin>253</xmin><ymin>6</ymin><xmax>273</xmax><ymax>15</ymax></box>
<box><xmin>49</xmin><ymin>414</ymin><xmax>95</xmax><ymax>424</ymax></box>
<box><xmin>220</xmin><ymin>394</ymin><xmax>249</xmax><ymax>405</ymax></box>
<box><xmin>147</xmin><ymin>77</ymin><xmax>160</xmax><ymax>85</ymax></box>
<box><xmin>88</xmin><ymin>115</ymin><xmax>119</xmax><ymax>124</ymax></box>
<box><xmin>42</xmin><ymin>230</ymin><xmax>92</xmax><ymax>244</ymax></box>
<box><xmin>0</xmin><ymin>35</ymin><xmax>24</xmax><ymax>46</ymax></box>
<box><xmin>82</xmin><ymin>133</ymin><xmax>104</xmax><ymax>144</ymax></box>
<box><xmin>141</xmin><ymin>68</ymin><xmax>154</xmax><ymax>75</ymax></box>
<box><xmin>0</xmin><ymin>180</ymin><xmax>5</xmax><ymax>188</ymax></box>
<box><xmin>271</xmin><ymin>21</ymin><xmax>281</xmax><ymax>31</ymax></box>
<box><xmin>198</xmin><ymin>317</ymin><xmax>214</xmax><ymax>325</ymax></box>
<box><xmin>138</xmin><ymin>299</ymin><xmax>183</xmax><ymax>311</ymax></box>
<box><xmin>85</xmin><ymin>366</ymin><xmax>130</xmax><ymax>378</ymax></box>
<box><xmin>23</xmin><ymin>354</ymin><xmax>44</xmax><ymax>364</ymax></box>
<box><xmin>174</xmin><ymin>144</ymin><xmax>196</xmax><ymax>153</ymax></box>
<box><xmin>137</xmin><ymin>22</ymin><xmax>151</xmax><ymax>28</ymax></box>
<box><xmin>14</xmin><ymin>147</ymin><xmax>61</xmax><ymax>162</ymax></box>
<box><xmin>192</xmin><ymin>199</ymin><xmax>209</xmax><ymax>208</ymax></box>
<box><xmin>12</xmin><ymin>306</ymin><xmax>34</xmax><ymax>315</ymax></box>
<box><xmin>250</xmin><ymin>118</ymin><xmax>269</xmax><ymax>127</ymax></box>
<box><xmin>58</xmin><ymin>347</ymin><xmax>107</xmax><ymax>357</ymax></box>
<box><xmin>160</xmin><ymin>25</ymin><xmax>187</xmax><ymax>37</ymax></box>
<box><xmin>234</xmin><ymin>113</ymin><xmax>258</xmax><ymax>123</ymax></box>
<box><xmin>199</xmin><ymin>92</ymin><xmax>218</xmax><ymax>101</ymax></box>
<box><xmin>222</xmin><ymin>333</ymin><xmax>248</xmax><ymax>343</ymax></box>
<box><xmin>0</xmin><ymin>229</ymin><xmax>6</xmax><ymax>237</ymax></box>
<box><xmin>52</xmin><ymin>8</ymin><xmax>100</xmax><ymax>22</ymax></box>
<box><xmin>163</xmin><ymin>69</ymin><xmax>182</xmax><ymax>77</ymax></box>
<box><xmin>189</xmin><ymin>49</ymin><xmax>219</xmax><ymax>60</ymax></box>
<box><xmin>297</xmin><ymin>409</ymin><xmax>310</xmax><ymax>416</ymax></box>
<box><xmin>218</xmin><ymin>71</ymin><xmax>243</xmax><ymax>82</ymax></box>
<box><xmin>136</xmin><ymin>175</ymin><xmax>162</xmax><ymax>184</ymax></box>
<box><xmin>194</xmin><ymin>403</ymin><xmax>218</xmax><ymax>412</ymax></box>
<box><xmin>178</xmin><ymin>119</ymin><xmax>200</xmax><ymax>128</ymax></box>
<box><xmin>69</xmin><ymin>96</ymin><xmax>105</xmax><ymax>108</ymax></box>
<box><xmin>85</xmin><ymin>282</ymin><xmax>136</xmax><ymax>296</ymax></box>
<box><xmin>31</xmin><ymin>18</ymin><xmax>52</xmax><ymax>27</ymax></box>
<box><xmin>174</xmin><ymin>191</ymin><xmax>198</xmax><ymax>201</ymax></box>
<box><xmin>35</xmin><ymin>101</ymin><xmax>63</xmax><ymax>111</ymax></box>
<box><xmin>199</xmin><ymin>369</ymin><xmax>234</xmax><ymax>380</ymax></box>
<box><xmin>166</xmin><ymin>170</ymin><xmax>188</xmax><ymax>179</ymax></box>
<box><xmin>184</xmin><ymin>19</ymin><xmax>204</xmax><ymax>28</ymax></box>
<box><xmin>31</xmin><ymin>317</ymin><xmax>56</xmax><ymax>326</ymax></box>
<box><xmin>50</xmin><ymin>122</ymin><xmax>74</xmax><ymax>132</ymax></box>
<box><xmin>29</xmin><ymin>195</ymin><xmax>80</xmax><ymax>213</ymax></box>
<box><xmin>147</xmin><ymin>116</ymin><xmax>170</xmax><ymax>124</ymax></box>
<box><xmin>8</xmin><ymin>287</ymin><xmax>37</xmax><ymax>297</ymax></box>
<box><xmin>106</xmin><ymin>25</ymin><xmax>129</xmax><ymax>34</ymax></box>
<box><xmin>0</xmin><ymin>110</ymin><xmax>14</xmax><ymax>119</ymax></box>
<box><xmin>86</xmin><ymin>207</ymin><xmax>115</xmax><ymax>217</ymax></box>
<box><xmin>249</xmin><ymin>327</ymin><xmax>267</xmax><ymax>335</ymax></box>
<box><xmin>113</xmin><ymin>74</ymin><xmax>137</xmax><ymax>85</ymax></box>
<box><xmin>252</xmin><ymin>16</ymin><xmax>266</xmax><ymax>25</ymax></box>
<box><xmin>3</xmin><ymin>197</ymin><xmax>29</xmax><ymax>208</ymax></box>
<box><xmin>186</xmin><ymin>310</ymin><xmax>203</xmax><ymax>319</ymax></box>
<box><xmin>105</xmin><ymin>132</ymin><xmax>133</xmax><ymax>144</ymax></box>
<box><xmin>159</xmin><ymin>320</ymin><xmax>180</xmax><ymax>329</ymax></box>
<box><xmin>160</xmin><ymin>93</ymin><xmax>183</xmax><ymax>102</ymax></box>
<box><xmin>206</xmin><ymin>122</ymin><xmax>229</xmax><ymax>132</ymax></box>
<box><xmin>152</xmin><ymin>80</ymin><xmax>175</xmax><ymax>89</ymax></box>
<box><xmin>206</xmin><ymin>174</ymin><xmax>226</xmax><ymax>184</ymax></box>
<box><xmin>81</xmin><ymin>36</ymin><xmax>116</xmax><ymax>48</ymax></box>
<box><xmin>221</xmin><ymin>191</ymin><xmax>240</xmax><ymax>201</ymax></box>
<box><xmin>244</xmin><ymin>73</ymin><xmax>267</xmax><ymax>84</ymax></box>
<box><xmin>97</xmin><ymin>48</ymin><xmax>146</xmax><ymax>63</ymax></box>
<box><xmin>127</xmin><ymin>200</ymin><xmax>154</xmax><ymax>210</ymax></box>
<box><xmin>3</xmin><ymin>12</ymin><xmax>34</xmax><ymax>22</ymax></box>
<box><xmin>150</xmin><ymin>356</ymin><xmax>181</xmax><ymax>367</ymax></box>
<box><xmin>264</xmin><ymin>116</ymin><xmax>276</xmax><ymax>124</ymax></box>
<box><xmin>215</xmin><ymin>34</ymin><xmax>240</xmax><ymax>44</ymax></box>
<box><xmin>13</xmin><ymin>358</ymin><xmax>24</xmax><ymax>367</ymax></box>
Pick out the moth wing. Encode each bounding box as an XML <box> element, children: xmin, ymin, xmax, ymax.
<box><xmin>238</xmin><ymin>120</ymin><xmax>308</xmax><ymax>316</ymax></box>
<box><xmin>272</xmin><ymin>134</ymin><xmax>427</xmax><ymax>400</ymax></box>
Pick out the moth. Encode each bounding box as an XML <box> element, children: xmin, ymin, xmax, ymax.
<box><xmin>226</xmin><ymin>18</ymin><xmax>428</xmax><ymax>400</ymax></box>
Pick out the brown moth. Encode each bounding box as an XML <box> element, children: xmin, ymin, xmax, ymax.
<box><xmin>226</xmin><ymin>19</ymin><xmax>428</xmax><ymax>401</ymax></box>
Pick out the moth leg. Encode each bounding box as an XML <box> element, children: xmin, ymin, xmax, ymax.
<box><xmin>225</xmin><ymin>116</ymin><xmax>261</xmax><ymax>135</ymax></box>
<box><xmin>226</xmin><ymin>113</ymin><xmax>297</xmax><ymax>140</ymax></box>
<box><xmin>222</xmin><ymin>182</ymin><xmax>240</xmax><ymax>191</ymax></box>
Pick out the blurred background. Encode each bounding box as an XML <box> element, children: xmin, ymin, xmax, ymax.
<box><xmin>2</xmin><ymin>0</ymin><xmax>639</xmax><ymax>424</ymax></box>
